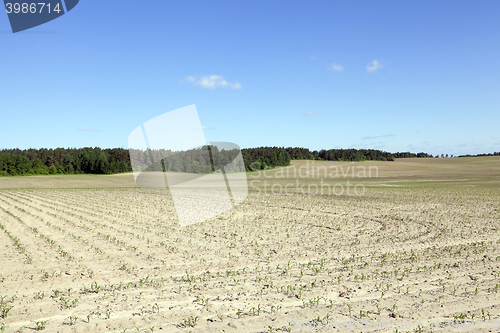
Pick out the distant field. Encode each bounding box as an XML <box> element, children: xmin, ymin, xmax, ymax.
<box><xmin>258</xmin><ymin>156</ymin><xmax>500</xmax><ymax>187</ymax></box>
<box><xmin>1</xmin><ymin>156</ymin><xmax>499</xmax><ymax>189</ymax></box>
<box><xmin>0</xmin><ymin>157</ymin><xmax>499</xmax><ymax>332</ymax></box>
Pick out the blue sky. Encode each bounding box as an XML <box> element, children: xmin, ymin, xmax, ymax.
<box><xmin>1</xmin><ymin>0</ymin><xmax>499</xmax><ymax>156</ymax></box>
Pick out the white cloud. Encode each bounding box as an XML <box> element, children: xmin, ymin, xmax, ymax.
<box><xmin>366</xmin><ymin>59</ymin><xmax>383</xmax><ymax>73</ymax></box>
<box><xmin>200</xmin><ymin>126</ymin><xmax>216</xmax><ymax>130</ymax></box>
<box><xmin>362</xmin><ymin>134</ymin><xmax>395</xmax><ymax>140</ymax></box>
<box><xmin>301</xmin><ymin>112</ymin><xmax>324</xmax><ymax>117</ymax></box>
<box><xmin>184</xmin><ymin>75</ymin><xmax>241</xmax><ymax>90</ymax></box>
<box><xmin>328</xmin><ymin>63</ymin><xmax>344</xmax><ymax>72</ymax></box>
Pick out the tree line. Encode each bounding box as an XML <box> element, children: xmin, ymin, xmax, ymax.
<box><xmin>458</xmin><ymin>152</ymin><xmax>500</xmax><ymax>157</ymax></box>
<box><xmin>1</xmin><ymin>146</ymin><xmax>441</xmax><ymax>177</ymax></box>
<box><xmin>242</xmin><ymin>147</ymin><xmax>399</xmax><ymax>170</ymax></box>
<box><xmin>392</xmin><ymin>152</ymin><xmax>433</xmax><ymax>158</ymax></box>
<box><xmin>130</xmin><ymin>145</ymin><xmax>245</xmax><ymax>174</ymax></box>
<box><xmin>0</xmin><ymin>147</ymin><xmax>131</xmax><ymax>177</ymax></box>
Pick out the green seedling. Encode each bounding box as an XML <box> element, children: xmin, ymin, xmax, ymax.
<box><xmin>182</xmin><ymin>316</ymin><xmax>199</xmax><ymax>327</ymax></box>
<box><xmin>0</xmin><ymin>299</ymin><xmax>13</xmax><ymax>319</ymax></box>
<box><xmin>32</xmin><ymin>320</ymin><xmax>49</xmax><ymax>331</ymax></box>
<box><xmin>67</xmin><ymin>316</ymin><xmax>78</xmax><ymax>325</ymax></box>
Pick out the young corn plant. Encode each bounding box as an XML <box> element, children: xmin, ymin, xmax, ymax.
<box><xmin>182</xmin><ymin>316</ymin><xmax>199</xmax><ymax>327</ymax></box>
<box><xmin>250</xmin><ymin>304</ymin><xmax>262</xmax><ymax>316</ymax></box>
<box><xmin>33</xmin><ymin>320</ymin><xmax>49</xmax><ymax>331</ymax></box>
<box><xmin>66</xmin><ymin>316</ymin><xmax>78</xmax><ymax>325</ymax></box>
<box><xmin>0</xmin><ymin>297</ymin><xmax>13</xmax><ymax>319</ymax></box>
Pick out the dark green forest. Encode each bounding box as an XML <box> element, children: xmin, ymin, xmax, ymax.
<box><xmin>0</xmin><ymin>148</ymin><xmax>131</xmax><ymax>177</ymax></box>
<box><xmin>130</xmin><ymin>146</ymin><xmax>246</xmax><ymax>174</ymax></box>
<box><xmin>241</xmin><ymin>147</ymin><xmax>400</xmax><ymax>170</ymax></box>
<box><xmin>458</xmin><ymin>152</ymin><xmax>500</xmax><ymax>157</ymax></box>
<box><xmin>1</xmin><ymin>146</ymin><xmax>436</xmax><ymax>177</ymax></box>
<box><xmin>392</xmin><ymin>152</ymin><xmax>434</xmax><ymax>158</ymax></box>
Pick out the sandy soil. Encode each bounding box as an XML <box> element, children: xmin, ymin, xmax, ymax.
<box><xmin>0</xmin><ymin>158</ymin><xmax>499</xmax><ymax>332</ymax></box>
